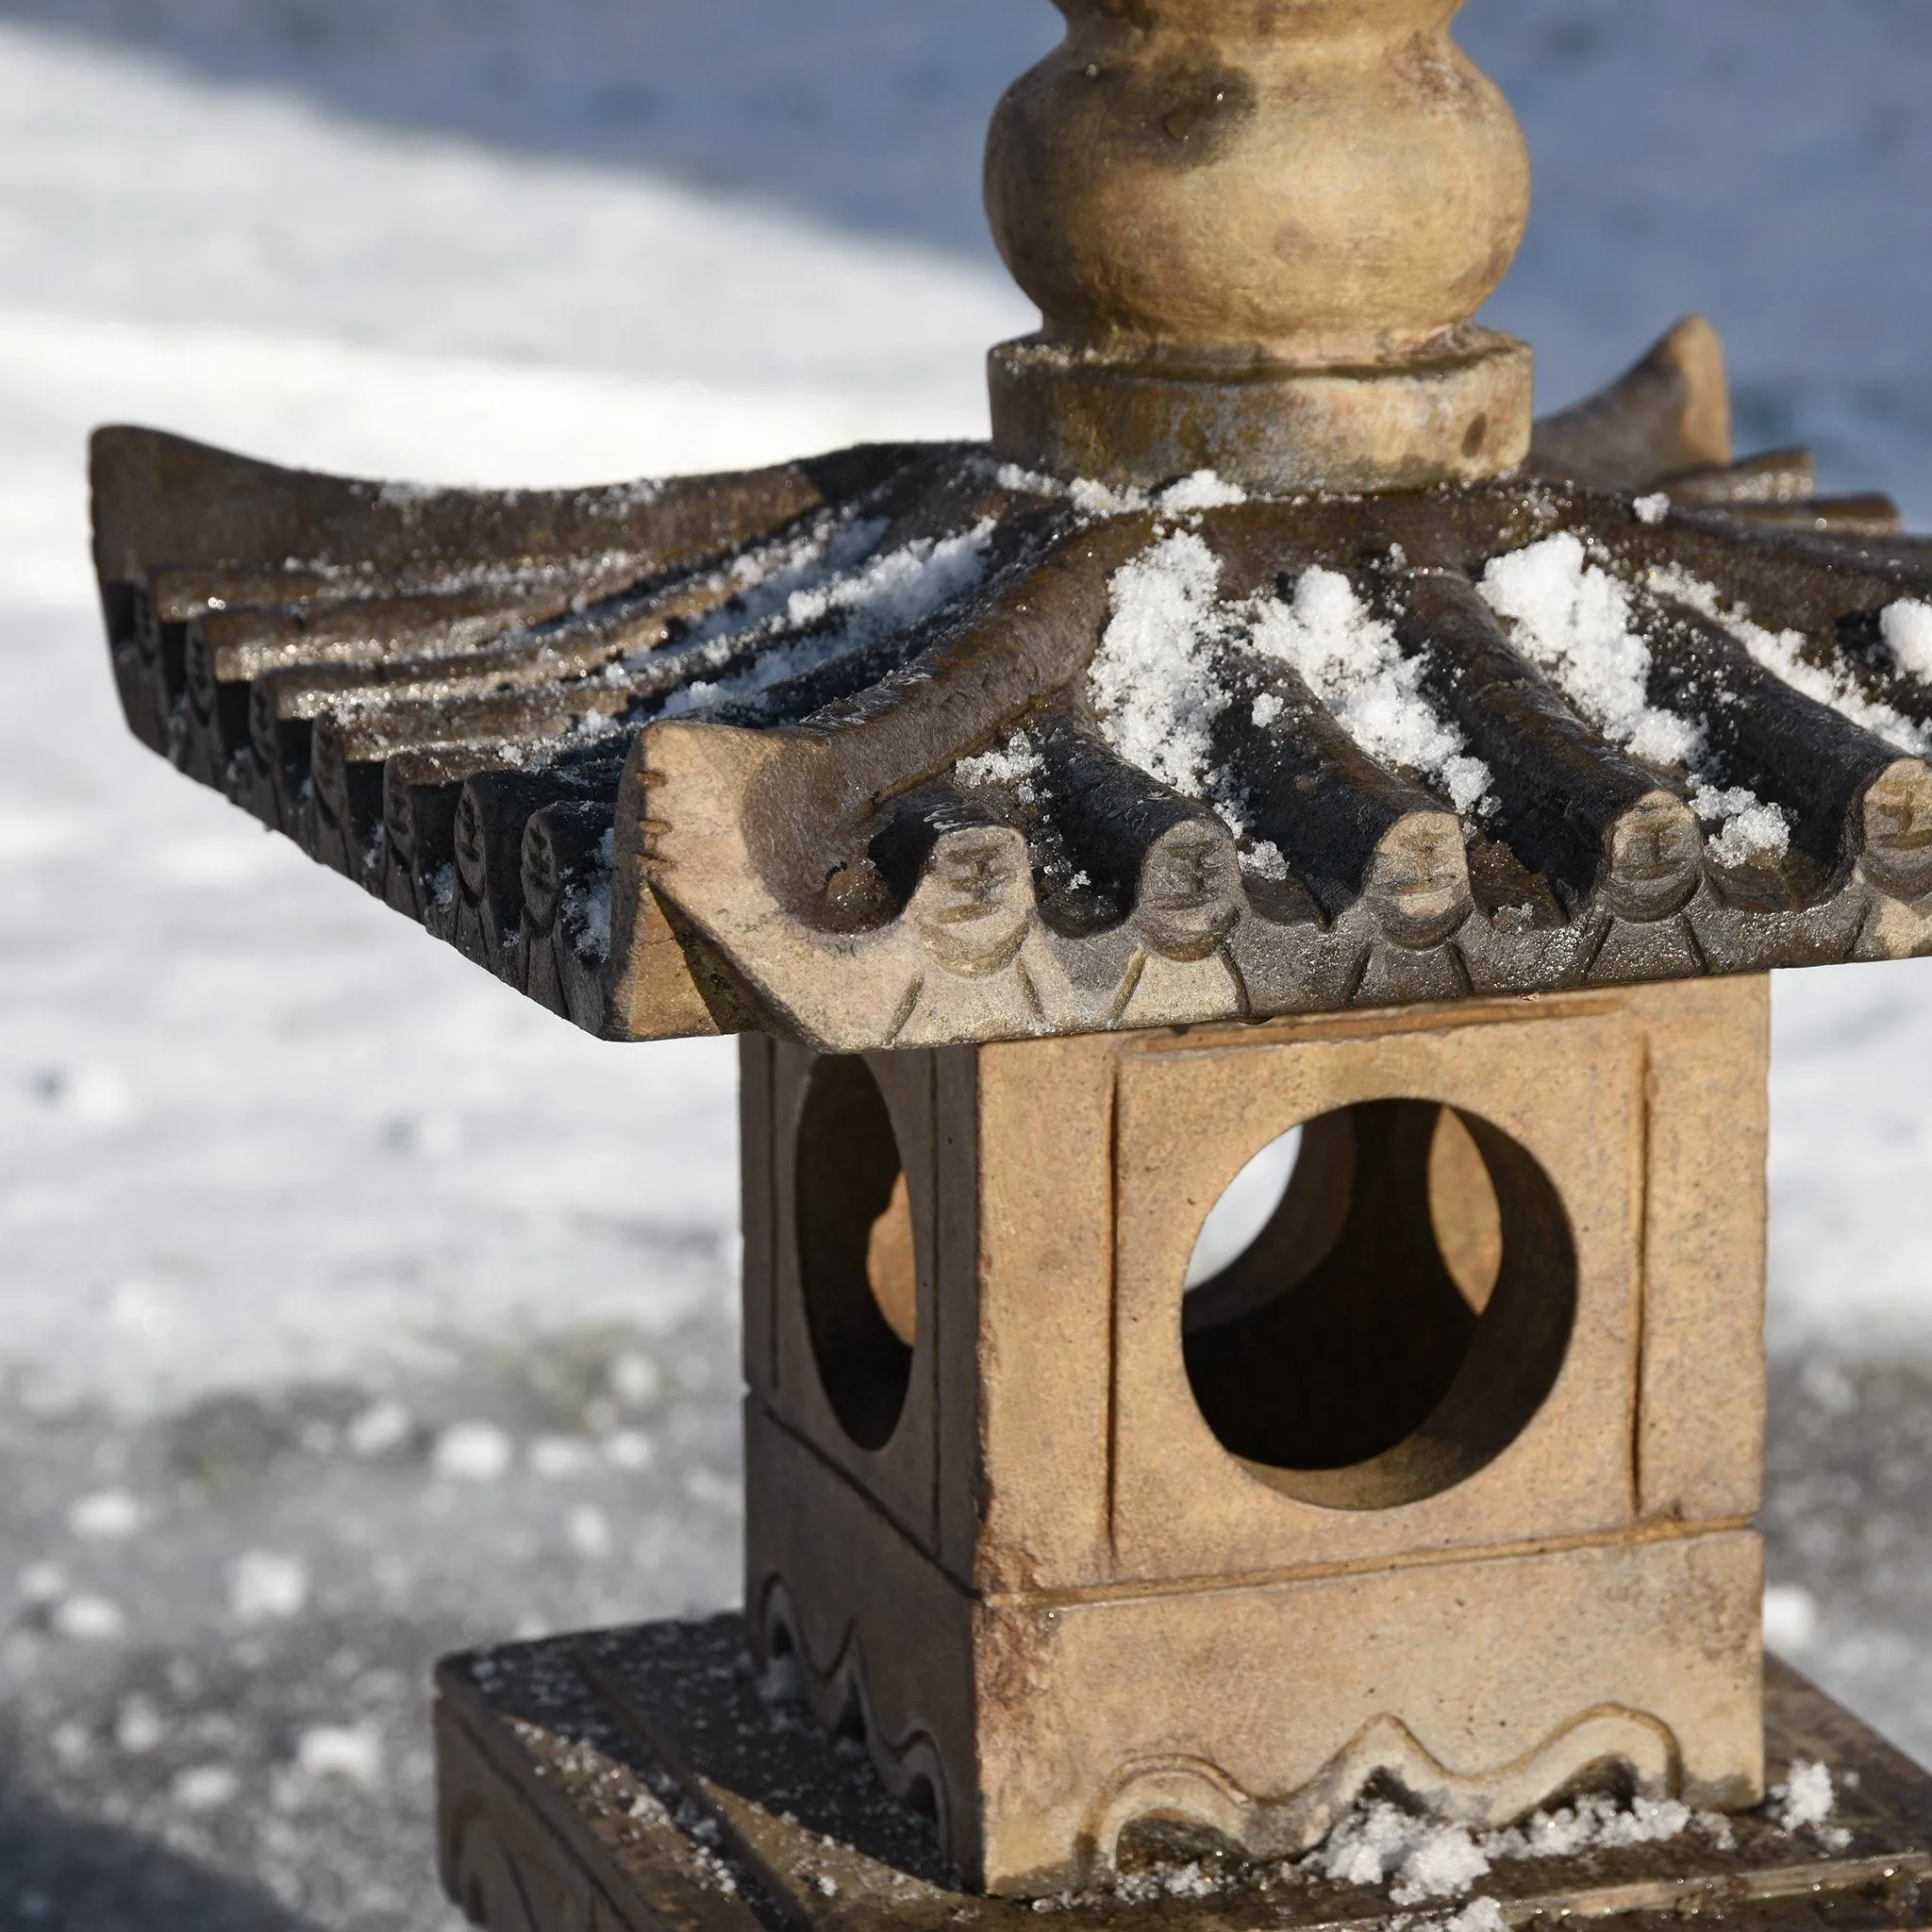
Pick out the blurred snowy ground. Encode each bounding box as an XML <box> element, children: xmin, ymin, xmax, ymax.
<box><xmin>0</xmin><ymin>2</ymin><xmax>1930</xmax><ymax>1925</ymax></box>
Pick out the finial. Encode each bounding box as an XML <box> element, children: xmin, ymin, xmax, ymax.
<box><xmin>985</xmin><ymin>0</ymin><xmax>1533</xmax><ymax>491</ymax></box>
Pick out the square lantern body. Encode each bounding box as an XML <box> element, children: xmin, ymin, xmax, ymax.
<box><xmin>741</xmin><ymin>981</ymin><xmax>1769</xmax><ymax>1896</ymax></box>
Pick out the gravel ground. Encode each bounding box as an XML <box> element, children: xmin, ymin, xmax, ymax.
<box><xmin>1764</xmin><ymin>1355</ymin><xmax>1932</xmax><ymax>1770</ymax></box>
<box><xmin>0</xmin><ymin>1314</ymin><xmax>743</xmax><ymax>1930</ymax></box>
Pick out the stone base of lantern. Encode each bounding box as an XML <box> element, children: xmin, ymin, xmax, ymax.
<box><xmin>434</xmin><ymin>1620</ymin><xmax>1932</xmax><ymax>1932</ymax></box>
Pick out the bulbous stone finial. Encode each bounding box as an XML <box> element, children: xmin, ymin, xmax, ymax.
<box><xmin>984</xmin><ymin>0</ymin><xmax>1534</xmax><ymax>491</ymax></box>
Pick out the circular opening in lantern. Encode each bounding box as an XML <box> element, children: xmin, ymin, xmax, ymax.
<box><xmin>794</xmin><ymin>1058</ymin><xmax>917</xmax><ymax>1451</ymax></box>
<box><xmin>1181</xmin><ymin>1101</ymin><xmax>1574</xmax><ymax>1509</ymax></box>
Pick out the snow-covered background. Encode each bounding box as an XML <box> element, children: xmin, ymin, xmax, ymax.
<box><xmin>1</xmin><ymin>1</ymin><xmax>1931</xmax><ymax>1925</ymax></box>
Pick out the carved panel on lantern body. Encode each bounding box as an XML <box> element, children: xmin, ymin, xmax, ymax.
<box><xmin>975</xmin><ymin>1529</ymin><xmax>1762</xmax><ymax>1891</ymax></box>
<box><xmin>745</xmin><ymin>983</ymin><xmax>1769</xmax><ymax>1596</ymax></box>
<box><xmin>1108</xmin><ymin>1002</ymin><xmax>1645</xmax><ymax>1580</ymax></box>
<box><xmin>751</xmin><ymin>1039</ymin><xmax>945</xmax><ymax>1556</ymax></box>
<box><xmin>749</xmin><ymin>1409</ymin><xmax>1762</xmax><ymax>1895</ymax></box>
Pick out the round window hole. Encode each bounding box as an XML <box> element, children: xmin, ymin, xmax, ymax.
<box><xmin>1181</xmin><ymin>1101</ymin><xmax>1574</xmax><ymax>1510</ymax></box>
<box><xmin>795</xmin><ymin>1058</ymin><xmax>918</xmax><ymax>1451</ymax></box>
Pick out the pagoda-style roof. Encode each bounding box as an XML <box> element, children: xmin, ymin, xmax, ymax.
<box><xmin>92</xmin><ymin>325</ymin><xmax>1932</xmax><ymax>1052</ymax></box>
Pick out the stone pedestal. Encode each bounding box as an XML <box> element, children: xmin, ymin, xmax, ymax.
<box><xmin>436</xmin><ymin>1624</ymin><xmax>1932</xmax><ymax>1932</ymax></box>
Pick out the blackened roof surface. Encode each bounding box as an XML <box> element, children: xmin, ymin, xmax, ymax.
<box><xmin>91</xmin><ymin>325</ymin><xmax>1932</xmax><ymax>1050</ymax></box>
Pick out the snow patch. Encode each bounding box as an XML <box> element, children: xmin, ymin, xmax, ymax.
<box><xmin>1088</xmin><ymin>531</ymin><xmax>1235</xmax><ymax>801</ymax></box>
<box><xmin>615</xmin><ymin>509</ymin><xmax>878</xmax><ymax>687</ymax></box>
<box><xmin>345</xmin><ymin>1399</ymin><xmax>412</xmax><ymax>1458</ymax></box>
<box><xmin>567</xmin><ymin>1502</ymin><xmax>613</xmax><ymax>1560</ymax></box>
<box><xmin>991</xmin><ymin>462</ymin><xmax>1152</xmax><ymax>519</ymax></box>
<box><xmin>1479</xmin><ymin>535</ymin><xmax>1702</xmax><ymax>768</ymax></box>
<box><xmin>1307</xmin><ymin>1801</ymin><xmax>1491</xmax><ymax>1903</ymax></box>
<box><xmin>173</xmin><ymin>1763</ymin><xmax>241</xmax><ymax>1811</ymax></box>
<box><xmin>1764</xmin><ymin>1581</ymin><xmax>1822</xmax><ymax>1653</ymax></box>
<box><xmin>661</xmin><ymin>519</ymin><xmax>994</xmax><ymax>719</ymax></box>
<box><xmin>1881</xmin><ymin>601</ymin><xmax>1932</xmax><ymax>681</ymax></box>
<box><xmin>66</xmin><ymin>1488</ymin><xmax>144</xmax><ymax>1540</ymax></box>
<box><xmin>51</xmin><ymin>1592</ymin><xmax>125</xmax><ymax>1641</ymax></box>
<box><xmin>1078</xmin><ymin>1858</ymin><xmax>1230</xmax><ymax>1907</ymax></box>
<box><xmin>1395</xmin><ymin>1829</ymin><xmax>1493</xmax><ymax>1904</ymax></box>
<box><xmin>1070</xmin><ymin>477</ymin><xmax>1150</xmax><ymax>520</ymax></box>
<box><xmin>790</xmin><ymin>522</ymin><xmax>995</xmax><ymax>645</ymax></box>
<box><xmin>296</xmin><ymin>1723</ymin><xmax>384</xmax><ymax>1787</ymax></box>
<box><xmin>529</xmin><ymin>1434</ymin><xmax>597</xmax><ymax>1479</ymax></box>
<box><xmin>1252</xmin><ymin>568</ymin><xmax>1492</xmax><ymax>815</ymax></box>
<box><xmin>1634</xmin><ymin>492</ymin><xmax>1672</xmax><ymax>525</ymax></box>
<box><xmin>1248</xmin><ymin>840</ymin><xmax>1291</xmax><ymax>881</ymax></box>
<box><xmin>992</xmin><ymin>465</ymin><xmax>1247</xmax><ymax>517</ymax></box>
<box><xmin>564</xmin><ymin>864</ymin><xmax>615</xmax><ymax>964</ymax></box>
<box><xmin>1691</xmin><ymin>781</ymin><xmax>1792</xmax><ymax>866</ymax></box>
<box><xmin>1652</xmin><ymin>564</ymin><xmax>1928</xmax><ymax>756</ymax></box>
<box><xmin>1484</xmin><ymin>1791</ymin><xmax>1693</xmax><ymax>1858</ymax></box>
<box><xmin>1088</xmin><ymin>536</ymin><xmax>1490</xmax><ymax>833</ymax></box>
<box><xmin>1158</xmin><ymin>470</ymin><xmax>1250</xmax><ymax>513</ymax></box>
<box><xmin>1479</xmin><ymin>541</ymin><xmax>1809</xmax><ymax>862</ymax></box>
<box><xmin>227</xmin><ymin>1549</ymin><xmax>310</xmax><ymax>1624</ymax></box>
<box><xmin>956</xmin><ymin>734</ymin><xmax>1044</xmax><ymax>800</ymax></box>
<box><xmin>1306</xmin><ymin>1788</ymin><xmax>1716</xmax><ymax>1905</ymax></box>
<box><xmin>115</xmin><ymin>1694</ymin><xmax>165</xmax><ymax>1756</ymax></box>
<box><xmin>434</xmin><ymin>1420</ymin><xmax>515</xmax><ymax>1482</ymax></box>
<box><xmin>993</xmin><ymin>462</ymin><xmax>1061</xmax><ymax>496</ymax></box>
<box><xmin>694</xmin><ymin>513</ymin><xmax>888</xmax><ymax>645</ymax></box>
<box><xmin>1772</xmin><ymin>1759</ymin><xmax>1838</xmax><ymax>1833</ymax></box>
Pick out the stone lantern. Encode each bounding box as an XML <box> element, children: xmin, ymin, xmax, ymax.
<box><xmin>88</xmin><ymin>2</ymin><xmax>1932</xmax><ymax>1927</ymax></box>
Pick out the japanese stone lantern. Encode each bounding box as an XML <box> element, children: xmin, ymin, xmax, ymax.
<box><xmin>88</xmin><ymin>3</ymin><xmax>1932</xmax><ymax>1928</ymax></box>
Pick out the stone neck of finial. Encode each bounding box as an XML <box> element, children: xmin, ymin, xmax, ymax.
<box><xmin>985</xmin><ymin>0</ymin><xmax>1534</xmax><ymax>491</ymax></box>
<box><xmin>1053</xmin><ymin>0</ymin><xmax>1470</xmax><ymax>44</ymax></box>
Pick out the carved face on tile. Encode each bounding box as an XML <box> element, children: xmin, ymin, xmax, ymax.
<box><xmin>1602</xmin><ymin>793</ymin><xmax>1703</xmax><ymax>924</ymax></box>
<box><xmin>908</xmin><ymin>825</ymin><xmax>1035</xmax><ymax>977</ymax></box>
<box><xmin>1859</xmin><ymin>760</ymin><xmax>1932</xmax><ymax>904</ymax></box>
<box><xmin>521</xmin><ymin>829</ymin><xmax>561</xmax><ymax>936</ymax></box>
<box><xmin>1366</xmin><ymin>814</ymin><xmax>1473</xmax><ymax>950</ymax></box>
<box><xmin>309</xmin><ymin>725</ymin><xmax>352</xmax><ymax>833</ymax></box>
<box><xmin>1136</xmin><ymin>820</ymin><xmax>1244</xmax><ymax>961</ymax></box>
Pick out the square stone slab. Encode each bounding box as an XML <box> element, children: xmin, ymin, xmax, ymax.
<box><xmin>436</xmin><ymin>1615</ymin><xmax>1932</xmax><ymax>1932</ymax></box>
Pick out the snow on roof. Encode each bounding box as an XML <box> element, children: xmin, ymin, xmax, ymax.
<box><xmin>92</xmin><ymin>419</ymin><xmax>1932</xmax><ymax>1050</ymax></box>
